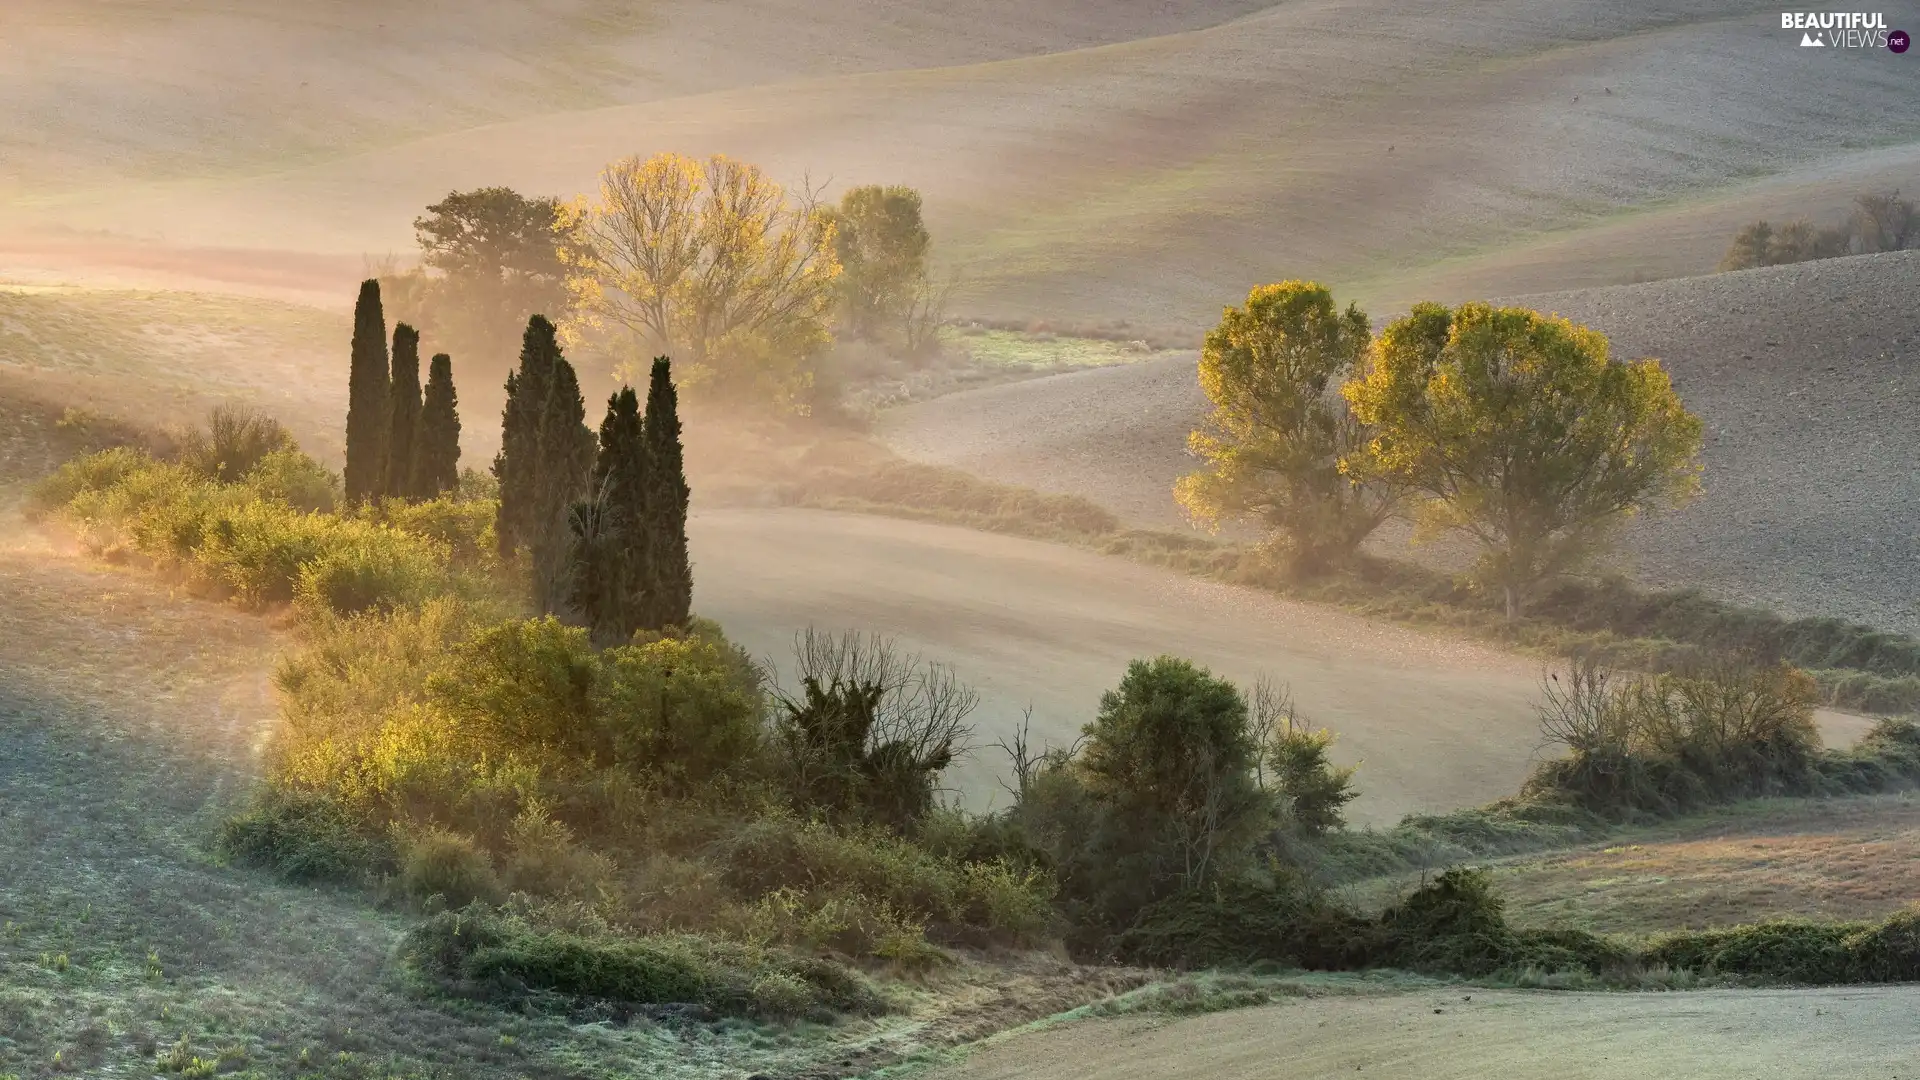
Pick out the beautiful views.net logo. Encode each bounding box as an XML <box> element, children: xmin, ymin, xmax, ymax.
<box><xmin>1781</xmin><ymin>11</ymin><xmax>1905</xmax><ymax>48</ymax></box>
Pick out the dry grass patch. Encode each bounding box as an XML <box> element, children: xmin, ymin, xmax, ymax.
<box><xmin>1495</xmin><ymin>796</ymin><xmax>1920</xmax><ymax>934</ymax></box>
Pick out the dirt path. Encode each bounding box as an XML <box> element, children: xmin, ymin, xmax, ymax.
<box><xmin>926</xmin><ymin>985</ymin><xmax>1920</xmax><ymax>1080</ymax></box>
<box><xmin>689</xmin><ymin>508</ymin><xmax>1866</xmax><ymax>825</ymax></box>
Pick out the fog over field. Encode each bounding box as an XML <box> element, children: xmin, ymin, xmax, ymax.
<box><xmin>4</xmin><ymin>3</ymin><xmax>1920</xmax><ymax>1078</ymax></box>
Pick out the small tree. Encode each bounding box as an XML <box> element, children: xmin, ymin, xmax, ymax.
<box><xmin>411</xmin><ymin>353</ymin><xmax>462</xmax><ymax>498</ymax></box>
<box><xmin>1849</xmin><ymin>190</ymin><xmax>1917</xmax><ymax>254</ymax></box>
<box><xmin>385</xmin><ymin>323</ymin><xmax>423</xmax><ymax>500</ymax></box>
<box><xmin>414</xmin><ymin>187</ymin><xmax>577</xmax><ymax>368</ymax></box>
<box><xmin>641</xmin><ymin>356</ymin><xmax>692</xmax><ymax>629</ymax></box>
<box><xmin>826</xmin><ymin>185</ymin><xmax>932</xmax><ymax>344</ymax></box>
<box><xmin>1176</xmin><ymin>281</ymin><xmax>1399</xmax><ymax>576</ymax></box>
<box><xmin>343</xmin><ymin>279</ymin><xmax>391</xmax><ymax>504</ymax></box>
<box><xmin>1079</xmin><ymin>657</ymin><xmax>1270</xmax><ymax>891</ymax></box>
<box><xmin>1344</xmin><ymin>302</ymin><xmax>1704</xmax><ymax>620</ymax></box>
<box><xmin>566</xmin><ymin>152</ymin><xmax>841</xmax><ymax>408</ymax></box>
<box><xmin>1719</xmin><ymin>221</ymin><xmax>1774</xmax><ymax>271</ymax></box>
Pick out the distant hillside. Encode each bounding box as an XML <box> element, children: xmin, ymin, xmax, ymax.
<box><xmin>885</xmin><ymin>251</ymin><xmax>1920</xmax><ymax>633</ymax></box>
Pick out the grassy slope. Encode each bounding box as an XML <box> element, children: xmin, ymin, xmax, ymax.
<box><xmin>3</xmin><ymin>2</ymin><xmax>1916</xmax><ymax>322</ymax></box>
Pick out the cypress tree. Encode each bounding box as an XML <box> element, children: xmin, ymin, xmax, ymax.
<box><xmin>412</xmin><ymin>353</ymin><xmax>462</xmax><ymax>498</ymax></box>
<box><xmin>343</xmin><ymin>279</ymin><xmax>390</xmax><ymax>504</ymax></box>
<box><xmin>642</xmin><ymin>356</ymin><xmax>692</xmax><ymax>628</ymax></box>
<box><xmin>528</xmin><ymin>342</ymin><xmax>595</xmax><ymax>615</ymax></box>
<box><xmin>385</xmin><ymin>323</ymin><xmax>423</xmax><ymax>500</ymax></box>
<box><xmin>569</xmin><ymin>388</ymin><xmax>645</xmax><ymax>645</ymax></box>
<box><xmin>493</xmin><ymin>317</ymin><xmax>560</xmax><ymax>559</ymax></box>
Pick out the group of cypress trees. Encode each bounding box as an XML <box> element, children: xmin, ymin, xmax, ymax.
<box><xmin>343</xmin><ymin>279</ymin><xmax>463</xmax><ymax>504</ymax></box>
<box><xmin>493</xmin><ymin>316</ymin><xmax>691</xmax><ymax>639</ymax></box>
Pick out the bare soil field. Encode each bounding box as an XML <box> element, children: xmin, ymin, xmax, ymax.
<box><xmin>688</xmin><ymin>508</ymin><xmax>1869</xmax><ymax>822</ymax></box>
<box><xmin>884</xmin><ymin>250</ymin><xmax>1920</xmax><ymax>634</ymax></box>
<box><xmin>3</xmin><ymin>2</ymin><xmax>1915</xmax><ymax>321</ymax></box>
<box><xmin>923</xmin><ymin>983</ymin><xmax>1920</xmax><ymax>1080</ymax></box>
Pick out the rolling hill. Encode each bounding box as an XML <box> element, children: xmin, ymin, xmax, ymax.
<box><xmin>2</xmin><ymin>0</ymin><xmax>1916</xmax><ymax>324</ymax></box>
<box><xmin>885</xmin><ymin>250</ymin><xmax>1920</xmax><ymax>634</ymax></box>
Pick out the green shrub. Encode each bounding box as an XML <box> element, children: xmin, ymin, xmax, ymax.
<box><xmin>401</xmin><ymin>828</ymin><xmax>505</xmax><ymax>909</ymax></box>
<box><xmin>28</xmin><ymin>445</ymin><xmax>153</xmax><ymax>517</ymax></box>
<box><xmin>176</xmin><ymin>405</ymin><xmax>296</xmax><ymax>482</ymax></box>
<box><xmin>40</xmin><ymin>448</ymin><xmax>452</xmax><ymax>614</ymax></box>
<box><xmin>500</xmin><ymin>811</ymin><xmax>618</xmax><ymax>901</ymax></box>
<box><xmin>363</xmin><ymin>494</ymin><xmax>496</xmax><ymax>570</ymax></box>
<box><xmin>594</xmin><ymin>628</ymin><xmax>766</xmax><ymax>794</ymax></box>
<box><xmin>1266</xmin><ymin>724</ymin><xmax>1358</xmax><ymax>834</ymax></box>
<box><xmin>400</xmin><ymin>910</ymin><xmax>885</xmax><ymax>1019</ymax></box>
<box><xmin>1526</xmin><ymin>659</ymin><xmax>1824</xmax><ymax>819</ymax></box>
<box><xmin>242</xmin><ymin>448</ymin><xmax>339</xmax><ymax>512</ymax></box>
<box><xmin>219</xmin><ymin>789</ymin><xmax>395</xmax><ymax>884</ymax></box>
<box><xmin>718</xmin><ymin>812</ymin><xmax>1054</xmax><ymax>948</ymax></box>
<box><xmin>292</xmin><ymin>528</ymin><xmax>447</xmax><ymax>615</ymax></box>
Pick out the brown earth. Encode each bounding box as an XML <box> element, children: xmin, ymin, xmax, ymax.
<box><xmin>923</xmin><ymin>984</ymin><xmax>1920</xmax><ymax>1080</ymax></box>
<box><xmin>2</xmin><ymin>2</ymin><xmax>1916</xmax><ymax>323</ymax></box>
<box><xmin>688</xmin><ymin>507</ymin><xmax>1873</xmax><ymax>821</ymax></box>
<box><xmin>883</xmin><ymin>250</ymin><xmax>1920</xmax><ymax>634</ymax></box>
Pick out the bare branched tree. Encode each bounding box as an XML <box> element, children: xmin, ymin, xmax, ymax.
<box><xmin>566</xmin><ymin>153</ymin><xmax>841</xmax><ymax>405</ymax></box>
<box><xmin>1537</xmin><ymin>656</ymin><xmax>1631</xmax><ymax>756</ymax></box>
<box><xmin>770</xmin><ymin>627</ymin><xmax>979</xmax><ymax>827</ymax></box>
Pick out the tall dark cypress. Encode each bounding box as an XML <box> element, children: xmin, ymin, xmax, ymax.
<box><xmin>385</xmin><ymin>323</ymin><xmax>423</xmax><ymax>500</ymax></box>
<box><xmin>412</xmin><ymin>353</ymin><xmax>462</xmax><ymax>498</ymax></box>
<box><xmin>493</xmin><ymin>317</ymin><xmax>560</xmax><ymax>559</ymax></box>
<box><xmin>343</xmin><ymin>279</ymin><xmax>390</xmax><ymax>504</ymax></box>
<box><xmin>569</xmin><ymin>388</ymin><xmax>645</xmax><ymax>645</ymax></box>
<box><xmin>528</xmin><ymin>341</ymin><xmax>595</xmax><ymax>615</ymax></box>
<box><xmin>642</xmin><ymin>356</ymin><xmax>692</xmax><ymax>628</ymax></box>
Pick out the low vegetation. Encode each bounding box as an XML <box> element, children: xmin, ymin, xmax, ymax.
<box><xmin>36</xmin><ymin>405</ymin><xmax>1920</xmax><ymax>1031</ymax></box>
<box><xmin>1719</xmin><ymin>190</ymin><xmax>1917</xmax><ymax>271</ymax></box>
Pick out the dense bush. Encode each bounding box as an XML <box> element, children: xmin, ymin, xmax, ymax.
<box><xmin>1014</xmin><ymin>657</ymin><xmax>1277</xmax><ymax>945</ymax></box>
<box><xmin>219</xmin><ymin>788</ymin><xmax>396</xmax><ymax>884</ymax></box>
<box><xmin>769</xmin><ymin>629</ymin><xmax>974</xmax><ymax>830</ymax></box>
<box><xmin>1117</xmin><ymin>868</ymin><xmax>1627</xmax><ymax>977</ymax></box>
<box><xmin>717</xmin><ymin>811</ymin><xmax>1055</xmax><ymax>950</ymax></box>
<box><xmin>400</xmin><ymin>908</ymin><xmax>886</xmax><ymax>1020</ymax></box>
<box><xmin>1522</xmin><ymin>657</ymin><xmax>1843</xmax><ymax>818</ymax></box>
<box><xmin>175</xmin><ymin>405</ymin><xmax>296</xmax><ymax>483</ymax></box>
<box><xmin>400</xmin><ymin>827</ymin><xmax>506</xmax><ymax>909</ymax></box>
<box><xmin>39</xmin><ymin>447</ymin><xmax>451</xmax><ymax>614</ymax></box>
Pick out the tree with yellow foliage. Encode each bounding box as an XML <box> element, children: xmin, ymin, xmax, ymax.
<box><xmin>1343</xmin><ymin>302</ymin><xmax>1703</xmax><ymax>620</ymax></box>
<box><xmin>1176</xmin><ymin>281</ymin><xmax>1398</xmax><ymax>576</ymax></box>
<box><xmin>564</xmin><ymin>152</ymin><xmax>841</xmax><ymax>411</ymax></box>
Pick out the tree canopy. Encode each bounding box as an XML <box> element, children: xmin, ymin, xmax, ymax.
<box><xmin>565</xmin><ymin>152</ymin><xmax>841</xmax><ymax>410</ymax></box>
<box><xmin>1175</xmin><ymin>281</ymin><xmax>1397</xmax><ymax>575</ymax></box>
<box><xmin>1343</xmin><ymin>301</ymin><xmax>1703</xmax><ymax>617</ymax></box>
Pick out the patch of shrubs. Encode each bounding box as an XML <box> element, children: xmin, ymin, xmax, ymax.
<box><xmin>35</xmin><ymin>439</ymin><xmax>461</xmax><ymax>615</ymax></box>
<box><xmin>1647</xmin><ymin>908</ymin><xmax>1920</xmax><ymax>984</ymax></box>
<box><xmin>1113</xmin><ymin>868</ymin><xmax>1629</xmax><ymax>977</ymax></box>
<box><xmin>1524</xmin><ymin>657</ymin><xmax>1920</xmax><ymax>820</ymax></box>
<box><xmin>400</xmin><ymin>908</ymin><xmax>886</xmax><ymax>1021</ymax></box>
<box><xmin>219</xmin><ymin>789</ymin><xmax>396</xmax><ymax>884</ymax></box>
